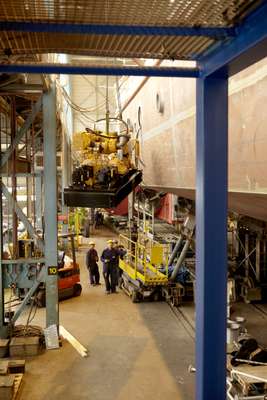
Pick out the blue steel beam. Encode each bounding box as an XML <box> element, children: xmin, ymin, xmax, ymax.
<box><xmin>196</xmin><ymin>75</ymin><xmax>228</xmax><ymax>400</ymax></box>
<box><xmin>0</xmin><ymin>63</ymin><xmax>199</xmax><ymax>78</ymax></box>
<box><xmin>199</xmin><ymin>1</ymin><xmax>267</xmax><ymax>77</ymax></box>
<box><xmin>0</xmin><ymin>21</ymin><xmax>236</xmax><ymax>38</ymax></box>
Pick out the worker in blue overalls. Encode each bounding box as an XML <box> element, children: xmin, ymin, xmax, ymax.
<box><xmin>101</xmin><ymin>240</ymin><xmax>119</xmax><ymax>294</ymax></box>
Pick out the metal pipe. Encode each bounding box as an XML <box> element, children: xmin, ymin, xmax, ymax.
<box><xmin>235</xmin><ymin>358</ymin><xmax>267</xmax><ymax>366</ymax></box>
<box><xmin>227</xmin><ymin>378</ymin><xmax>235</xmax><ymax>400</ymax></box>
<box><xmin>117</xmin><ymin>134</ymin><xmax>130</xmax><ymax>149</ymax></box>
<box><xmin>231</xmin><ymin>369</ymin><xmax>267</xmax><ymax>384</ymax></box>
<box><xmin>170</xmin><ymin>238</ymin><xmax>191</xmax><ymax>281</ymax></box>
<box><xmin>168</xmin><ymin>236</ymin><xmax>183</xmax><ymax>266</ymax></box>
<box><xmin>116</xmin><ymin>76</ymin><xmax>122</xmax><ymax>119</ymax></box>
<box><xmin>236</xmin><ymin>396</ymin><xmax>267</xmax><ymax>399</ymax></box>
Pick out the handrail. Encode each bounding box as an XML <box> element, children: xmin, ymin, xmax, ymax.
<box><xmin>119</xmin><ymin>233</ymin><xmax>169</xmax><ymax>282</ymax></box>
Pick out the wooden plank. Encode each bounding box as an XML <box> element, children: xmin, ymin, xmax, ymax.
<box><xmin>59</xmin><ymin>326</ymin><xmax>88</xmax><ymax>358</ymax></box>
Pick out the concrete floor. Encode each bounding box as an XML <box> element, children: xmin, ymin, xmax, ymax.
<box><xmin>18</xmin><ymin>228</ymin><xmax>194</xmax><ymax>400</ymax></box>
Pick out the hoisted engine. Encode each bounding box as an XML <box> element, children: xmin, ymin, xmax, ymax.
<box><xmin>64</xmin><ymin>118</ymin><xmax>142</xmax><ymax>208</ymax></box>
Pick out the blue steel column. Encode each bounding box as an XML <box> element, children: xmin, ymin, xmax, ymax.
<box><xmin>196</xmin><ymin>75</ymin><xmax>228</xmax><ymax>399</ymax></box>
<box><xmin>43</xmin><ymin>83</ymin><xmax>59</xmax><ymax>327</ymax></box>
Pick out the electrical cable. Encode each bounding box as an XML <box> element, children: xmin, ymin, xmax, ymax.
<box><xmin>59</xmin><ymin>83</ymin><xmax>106</xmax><ymax>114</ymax></box>
<box><xmin>116</xmin><ymin>75</ymin><xmax>122</xmax><ymax>119</ymax></box>
<box><xmin>64</xmin><ymin>91</ymin><xmax>106</xmax><ymax>114</ymax></box>
<box><xmin>56</xmin><ymin>83</ymin><xmax>100</xmax><ymax>128</ymax></box>
<box><xmin>61</xmin><ymin>94</ymin><xmax>97</xmax><ymax>124</ymax></box>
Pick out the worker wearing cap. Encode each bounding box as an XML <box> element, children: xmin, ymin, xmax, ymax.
<box><xmin>113</xmin><ymin>239</ymin><xmax>126</xmax><ymax>287</ymax></box>
<box><xmin>101</xmin><ymin>240</ymin><xmax>119</xmax><ymax>294</ymax></box>
<box><xmin>86</xmin><ymin>241</ymin><xmax>100</xmax><ymax>286</ymax></box>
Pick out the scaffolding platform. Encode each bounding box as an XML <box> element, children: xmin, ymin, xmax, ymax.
<box><xmin>118</xmin><ymin>234</ymin><xmax>173</xmax><ymax>302</ymax></box>
<box><xmin>120</xmin><ymin>258</ymin><xmax>168</xmax><ymax>286</ymax></box>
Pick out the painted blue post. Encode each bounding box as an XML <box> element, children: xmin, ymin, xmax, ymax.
<box><xmin>196</xmin><ymin>75</ymin><xmax>228</xmax><ymax>400</ymax></box>
<box><xmin>43</xmin><ymin>83</ymin><xmax>59</xmax><ymax>328</ymax></box>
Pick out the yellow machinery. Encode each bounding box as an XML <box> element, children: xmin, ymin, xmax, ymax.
<box><xmin>72</xmin><ymin>126</ymin><xmax>131</xmax><ymax>187</ymax></box>
<box><xmin>64</xmin><ymin>118</ymin><xmax>142</xmax><ymax>208</ymax></box>
<box><xmin>119</xmin><ymin>234</ymin><xmax>186</xmax><ymax>304</ymax></box>
<box><xmin>119</xmin><ymin>234</ymin><xmax>185</xmax><ymax>303</ymax></box>
<box><xmin>119</xmin><ymin>234</ymin><xmax>168</xmax><ymax>285</ymax></box>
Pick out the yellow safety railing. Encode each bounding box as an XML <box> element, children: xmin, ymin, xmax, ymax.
<box><xmin>119</xmin><ymin>234</ymin><xmax>168</xmax><ymax>285</ymax></box>
<box><xmin>137</xmin><ymin>232</ymin><xmax>170</xmax><ymax>277</ymax></box>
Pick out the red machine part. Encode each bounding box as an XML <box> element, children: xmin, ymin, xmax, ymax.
<box><xmin>156</xmin><ymin>194</ymin><xmax>174</xmax><ymax>225</ymax></box>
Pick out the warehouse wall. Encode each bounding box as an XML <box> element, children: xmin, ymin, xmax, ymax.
<box><xmin>123</xmin><ymin>58</ymin><xmax>267</xmax><ymax>194</ymax></box>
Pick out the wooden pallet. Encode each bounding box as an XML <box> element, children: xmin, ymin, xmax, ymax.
<box><xmin>12</xmin><ymin>374</ymin><xmax>23</xmax><ymax>400</ymax></box>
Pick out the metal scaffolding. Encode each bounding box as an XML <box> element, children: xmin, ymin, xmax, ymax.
<box><xmin>0</xmin><ymin>1</ymin><xmax>266</xmax><ymax>399</ymax></box>
<box><xmin>0</xmin><ymin>81</ymin><xmax>66</xmax><ymax>335</ymax></box>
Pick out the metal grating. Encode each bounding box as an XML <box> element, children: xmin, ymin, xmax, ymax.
<box><xmin>0</xmin><ymin>0</ymin><xmax>261</xmax><ymax>26</ymax></box>
<box><xmin>0</xmin><ymin>0</ymin><xmax>263</xmax><ymax>60</ymax></box>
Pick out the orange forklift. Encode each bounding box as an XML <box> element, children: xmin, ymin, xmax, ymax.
<box><xmin>36</xmin><ymin>233</ymin><xmax>82</xmax><ymax>307</ymax></box>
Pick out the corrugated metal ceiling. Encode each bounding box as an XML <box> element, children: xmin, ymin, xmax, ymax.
<box><xmin>0</xmin><ymin>0</ymin><xmax>263</xmax><ymax>60</ymax></box>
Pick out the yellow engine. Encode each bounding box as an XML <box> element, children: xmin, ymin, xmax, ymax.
<box><xmin>71</xmin><ymin>123</ymin><xmax>137</xmax><ymax>189</ymax></box>
<box><xmin>64</xmin><ymin>117</ymin><xmax>142</xmax><ymax>207</ymax></box>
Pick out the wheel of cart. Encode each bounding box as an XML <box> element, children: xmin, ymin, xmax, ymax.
<box><xmin>73</xmin><ymin>283</ymin><xmax>82</xmax><ymax>297</ymax></box>
<box><xmin>131</xmin><ymin>290</ymin><xmax>141</xmax><ymax>303</ymax></box>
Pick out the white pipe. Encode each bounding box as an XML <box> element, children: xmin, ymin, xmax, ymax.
<box><xmin>231</xmin><ymin>369</ymin><xmax>267</xmax><ymax>384</ymax></box>
<box><xmin>236</xmin><ymin>395</ymin><xmax>267</xmax><ymax>399</ymax></box>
